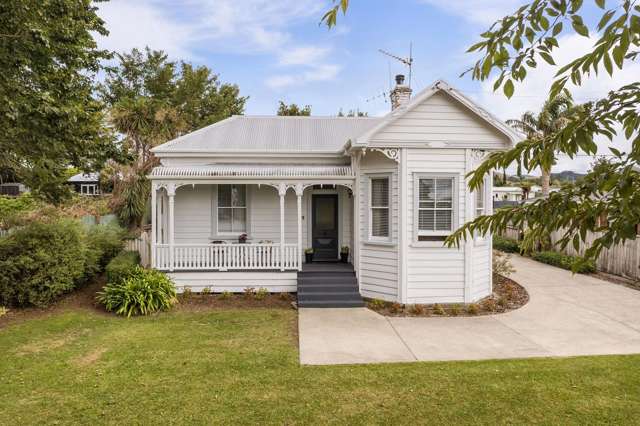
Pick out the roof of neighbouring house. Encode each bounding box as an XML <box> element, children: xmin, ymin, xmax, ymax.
<box><xmin>152</xmin><ymin>116</ymin><xmax>382</xmax><ymax>154</ymax></box>
<box><xmin>67</xmin><ymin>172</ymin><xmax>100</xmax><ymax>183</ymax></box>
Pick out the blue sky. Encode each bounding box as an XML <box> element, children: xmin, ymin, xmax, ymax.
<box><xmin>96</xmin><ymin>0</ymin><xmax>637</xmax><ymax>172</ymax></box>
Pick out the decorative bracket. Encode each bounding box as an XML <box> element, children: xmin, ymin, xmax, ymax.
<box><xmin>370</xmin><ymin>148</ymin><xmax>400</xmax><ymax>163</ymax></box>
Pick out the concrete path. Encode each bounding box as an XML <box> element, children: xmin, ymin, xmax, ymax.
<box><xmin>298</xmin><ymin>256</ymin><xmax>640</xmax><ymax>365</ymax></box>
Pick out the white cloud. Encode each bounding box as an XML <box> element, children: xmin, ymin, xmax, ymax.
<box><xmin>265</xmin><ymin>75</ymin><xmax>297</xmax><ymax>89</ymax></box>
<box><xmin>96</xmin><ymin>1</ymin><xmax>195</xmax><ymax>59</ymax></box>
<box><xmin>265</xmin><ymin>64</ymin><xmax>342</xmax><ymax>90</ymax></box>
<box><xmin>418</xmin><ymin>0</ymin><xmax>523</xmax><ymax>25</ymax></box>
<box><xmin>278</xmin><ymin>46</ymin><xmax>331</xmax><ymax>66</ymax></box>
<box><xmin>96</xmin><ymin>0</ymin><xmax>323</xmax><ymax>56</ymax></box>
<box><xmin>470</xmin><ymin>34</ymin><xmax>640</xmax><ymax>173</ymax></box>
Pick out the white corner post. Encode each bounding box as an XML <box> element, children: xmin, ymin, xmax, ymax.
<box><xmin>463</xmin><ymin>150</ymin><xmax>474</xmax><ymax>303</ymax></box>
<box><xmin>278</xmin><ymin>183</ymin><xmax>287</xmax><ymax>271</ymax></box>
<box><xmin>295</xmin><ymin>183</ymin><xmax>304</xmax><ymax>271</ymax></box>
<box><xmin>151</xmin><ymin>183</ymin><xmax>157</xmax><ymax>268</ymax></box>
<box><xmin>167</xmin><ymin>183</ymin><xmax>176</xmax><ymax>272</ymax></box>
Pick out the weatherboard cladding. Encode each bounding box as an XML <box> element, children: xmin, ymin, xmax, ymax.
<box><xmin>152</xmin><ymin>115</ymin><xmax>382</xmax><ymax>153</ymax></box>
<box><xmin>150</xmin><ymin>164</ymin><xmax>354</xmax><ymax>178</ymax></box>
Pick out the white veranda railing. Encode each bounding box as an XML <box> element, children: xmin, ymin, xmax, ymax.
<box><xmin>154</xmin><ymin>243</ymin><xmax>300</xmax><ymax>271</ymax></box>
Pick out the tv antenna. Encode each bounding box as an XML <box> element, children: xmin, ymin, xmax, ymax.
<box><xmin>378</xmin><ymin>43</ymin><xmax>413</xmax><ymax>87</ymax></box>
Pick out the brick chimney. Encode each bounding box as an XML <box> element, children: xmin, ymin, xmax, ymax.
<box><xmin>390</xmin><ymin>74</ymin><xmax>411</xmax><ymax>110</ymax></box>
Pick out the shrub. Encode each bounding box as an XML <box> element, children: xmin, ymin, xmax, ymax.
<box><xmin>97</xmin><ymin>267</ymin><xmax>177</xmax><ymax>317</ymax></box>
<box><xmin>493</xmin><ymin>250</ymin><xmax>515</xmax><ymax>277</ymax></box>
<box><xmin>279</xmin><ymin>292</ymin><xmax>292</xmax><ymax>301</ymax></box>
<box><xmin>493</xmin><ymin>235</ymin><xmax>520</xmax><ymax>253</ymax></box>
<box><xmin>0</xmin><ymin>306</ymin><xmax>7</xmax><ymax>317</ymax></box>
<box><xmin>532</xmin><ymin>251</ymin><xmax>596</xmax><ymax>274</ymax></box>
<box><xmin>254</xmin><ymin>288</ymin><xmax>269</xmax><ymax>300</ymax></box>
<box><xmin>85</xmin><ymin>225</ymin><xmax>126</xmax><ymax>270</ymax></box>
<box><xmin>389</xmin><ymin>302</ymin><xmax>403</xmax><ymax>314</ymax></box>
<box><xmin>0</xmin><ymin>220</ymin><xmax>88</xmax><ymax>307</ymax></box>
<box><xmin>466</xmin><ymin>303</ymin><xmax>479</xmax><ymax>315</ymax></box>
<box><xmin>482</xmin><ymin>298</ymin><xmax>497</xmax><ymax>312</ymax></box>
<box><xmin>243</xmin><ymin>287</ymin><xmax>256</xmax><ymax>299</ymax></box>
<box><xmin>497</xmin><ymin>296</ymin><xmax>509</xmax><ymax>309</ymax></box>
<box><xmin>432</xmin><ymin>303</ymin><xmax>445</xmax><ymax>315</ymax></box>
<box><xmin>409</xmin><ymin>304</ymin><xmax>425</xmax><ymax>315</ymax></box>
<box><xmin>201</xmin><ymin>286</ymin><xmax>211</xmax><ymax>295</ymax></box>
<box><xmin>449</xmin><ymin>304</ymin><xmax>461</xmax><ymax>316</ymax></box>
<box><xmin>182</xmin><ymin>286</ymin><xmax>193</xmax><ymax>299</ymax></box>
<box><xmin>218</xmin><ymin>290</ymin><xmax>233</xmax><ymax>300</ymax></box>
<box><xmin>367</xmin><ymin>299</ymin><xmax>385</xmax><ymax>310</ymax></box>
<box><xmin>105</xmin><ymin>251</ymin><xmax>140</xmax><ymax>284</ymax></box>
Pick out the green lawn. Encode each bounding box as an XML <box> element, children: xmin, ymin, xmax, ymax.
<box><xmin>2</xmin><ymin>308</ymin><xmax>640</xmax><ymax>424</ymax></box>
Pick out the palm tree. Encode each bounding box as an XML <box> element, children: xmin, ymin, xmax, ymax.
<box><xmin>507</xmin><ymin>94</ymin><xmax>577</xmax><ymax>196</ymax></box>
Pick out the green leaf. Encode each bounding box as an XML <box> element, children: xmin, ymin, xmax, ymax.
<box><xmin>595</xmin><ymin>0</ymin><xmax>605</xmax><ymax>9</ymax></box>
<box><xmin>540</xmin><ymin>52</ymin><xmax>556</xmax><ymax>65</ymax></box>
<box><xmin>552</xmin><ymin>22</ymin><xmax>563</xmax><ymax>36</ymax></box>
<box><xmin>503</xmin><ymin>79</ymin><xmax>515</xmax><ymax>98</ymax></box>
<box><xmin>603</xmin><ymin>52</ymin><xmax>613</xmax><ymax>75</ymax></box>
<box><xmin>572</xmin><ymin>21</ymin><xmax>589</xmax><ymax>37</ymax></box>
<box><xmin>597</xmin><ymin>10</ymin><xmax>615</xmax><ymax>31</ymax></box>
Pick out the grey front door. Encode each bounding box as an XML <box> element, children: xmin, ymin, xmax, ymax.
<box><xmin>312</xmin><ymin>194</ymin><xmax>339</xmax><ymax>261</ymax></box>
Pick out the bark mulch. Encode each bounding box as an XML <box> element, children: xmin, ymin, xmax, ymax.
<box><xmin>368</xmin><ymin>274</ymin><xmax>529</xmax><ymax>317</ymax></box>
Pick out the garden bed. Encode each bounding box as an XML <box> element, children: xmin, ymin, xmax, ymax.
<box><xmin>367</xmin><ymin>274</ymin><xmax>529</xmax><ymax>317</ymax></box>
<box><xmin>176</xmin><ymin>291</ymin><xmax>295</xmax><ymax>311</ymax></box>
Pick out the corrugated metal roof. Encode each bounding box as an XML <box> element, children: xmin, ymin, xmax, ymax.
<box><xmin>150</xmin><ymin>164</ymin><xmax>354</xmax><ymax>178</ymax></box>
<box><xmin>67</xmin><ymin>172</ymin><xmax>100</xmax><ymax>183</ymax></box>
<box><xmin>152</xmin><ymin>115</ymin><xmax>382</xmax><ymax>153</ymax></box>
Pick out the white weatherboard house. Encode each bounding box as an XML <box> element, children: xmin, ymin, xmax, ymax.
<box><xmin>149</xmin><ymin>77</ymin><xmax>519</xmax><ymax>307</ymax></box>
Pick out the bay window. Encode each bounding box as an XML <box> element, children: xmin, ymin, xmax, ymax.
<box><xmin>415</xmin><ymin>174</ymin><xmax>457</xmax><ymax>238</ymax></box>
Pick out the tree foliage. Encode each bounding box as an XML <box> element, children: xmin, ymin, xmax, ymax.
<box><xmin>325</xmin><ymin>1</ymin><xmax>640</xmax><ymax>266</ymax></box>
<box><xmin>277</xmin><ymin>101</ymin><xmax>312</xmax><ymax>116</ymax></box>
<box><xmin>445</xmin><ymin>1</ymin><xmax>640</xmax><ymax>266</ymax></box>
<box><xmin>99</xmin><ymin>47</ymin><xmax>248</xmax><ymax>227</ymax></box>
<box><xmin>0</xmin><ymin>0</ymin><xmax>119</xmax><ymax>202</ymax></box>
<box><xmin>506</xmin><ymin>94</ymin><xmax>578</xmax><ymax>195</ymax></box>
<box><xmin>100</xmin><ymin>48</ymin><xmax>247</xmax><ymax>164</ymax></box>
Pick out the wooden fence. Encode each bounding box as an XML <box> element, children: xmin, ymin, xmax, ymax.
<box><xmin>125</xmin><ymin>231</ymin><xmax>151</xmax><ymax>268</ymax></box>
<box><xmin>549</xmin><ymin>230</ymin><xmax>640</xmax><ymax>281</ymax></box>
<box><xmin>501</xmin><ymin>226</ymin><xmax>640</xmax><ymax>281</ymax></box>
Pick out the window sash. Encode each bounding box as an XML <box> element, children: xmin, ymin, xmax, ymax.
<box><xmin>416</xmin><ymin>176</ymin><xmax>455</xmax><ymax>235</ymax></box>
<box><xmin>217</xmin><ymin>185</ymin><xmax>247</xmax><ymax>234</ymax></box>
<box><xmin>369</xmin><ymin>176</ymin><xmax>390</xmax><ymax>239</ymax></box>
<box><xmin>475</xmin><ymin>182</ymin><xmax>485</xmax><ymax>218</ymax></box>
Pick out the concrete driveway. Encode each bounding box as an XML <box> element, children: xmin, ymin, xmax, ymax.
<box><xmin>298</xmin><ymin>256</ymin><xmax>640</xmax><ymax>365</ymax></box>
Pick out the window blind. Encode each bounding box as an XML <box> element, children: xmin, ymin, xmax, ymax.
<box><xmin>370</xmin><ymin>177</ymin><xmax>389</xmax><ymax>238</ymax></box>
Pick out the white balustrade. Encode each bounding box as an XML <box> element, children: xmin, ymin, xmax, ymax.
<box><xmin>153</xmin><ymin>243</ymin><xmax>299</xmax><ymax>271</ymax></box>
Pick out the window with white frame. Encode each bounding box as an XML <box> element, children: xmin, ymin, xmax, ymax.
<box><xmin>217</xmin><ymin>185</ymin><xmax>247</xmax><ymax>233</ymax></box>
<box><xmin>475</xmin><ymin>182</ymin><xmax>485</xmax><ymax>219</ymax></box>
<box><xmin>80</xmin><ymin>184</ymin><xmax>98</xmax><ymax>195</ymax></box>
<box><xmin>369</xmin><ymin>176</ymin><xmax>390</xmax><ymax>239</ymax></box>
<box><xmin>416</xmin><ymin>175</ymin><xmax>456</xmax><ymax>236</ymax></box>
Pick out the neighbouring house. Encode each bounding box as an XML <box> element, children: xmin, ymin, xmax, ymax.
<box><xmin>0</xmin><ymin>182</ymin><xmax>28</xmax><ymax>196</ymax></box>
<box><xmin>149</xmin><ymin>77</ymin><xmax>519</xmax><ymax>307</ymax></box>
<box><xmin>67</xmin><ymin>172</ymin><xmax>101</xmax><ymax>196</ymax></box>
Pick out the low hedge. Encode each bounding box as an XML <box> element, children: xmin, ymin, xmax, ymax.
<box><xmin>0</xmin><ymin>220</ymin><xmax>126</xmax><ymax>308</ymax></box>
<box><xmin>493</xmin><ymin>235</ymin><xmax>521</xmax><ymax>253</ymax></box>
<box><xmin>105</xmin><ymin>251</ymin><xmax>141</xmax><ymax>284</ymax></box>
<box><xmin>532</xmin><ymin>251</ymin><xmax>596</xmax><ymax>274</ymax></box>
